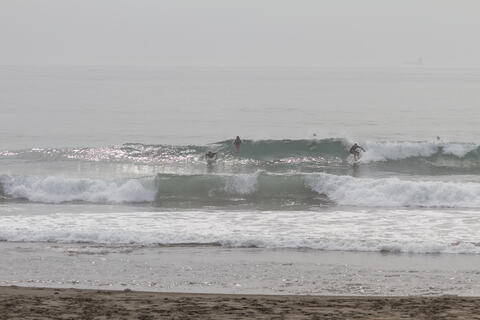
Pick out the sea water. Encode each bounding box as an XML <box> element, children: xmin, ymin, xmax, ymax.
<box><xmin>1</xmin><ymin>66</ymin><xmax>480</xmax><ymax>294</ymax></box>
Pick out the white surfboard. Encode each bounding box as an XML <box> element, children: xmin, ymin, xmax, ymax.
<box><xmin>347</xmin><ymin>154</ymin><xmax>361</xmax><ymax>165</ymax></box>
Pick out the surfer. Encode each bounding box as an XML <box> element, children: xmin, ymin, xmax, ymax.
<box><xmin>234</xmin><ymin>136</ymin><xmax>242</xmax><ymax>153</ymax></box>
<box><xmin>349</xmin><ymin>143</ymin><xmax>365</xmax><ymax>161</ymax></box>
<box><xmin>206</xmin><ymin>151</ymin><xmax>217</xmax><ymax>160</ymax></box>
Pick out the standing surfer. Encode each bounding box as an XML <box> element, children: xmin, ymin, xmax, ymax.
<box><xmin>234</xmin><ymin>136</ymin><xmax>242</xmax><ymax>153</ymax></box>
<box><xmin>349</xmin><ymin>143</ymin><xmax>365</xmax><ymax>161</ymax></box>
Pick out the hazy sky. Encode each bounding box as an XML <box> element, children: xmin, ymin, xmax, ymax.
<box><xmin>1</xmin><ymin>0</ymin><xmax>479</xmax><ymax>67</ymax></box>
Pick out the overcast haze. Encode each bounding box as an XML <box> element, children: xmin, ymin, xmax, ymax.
<box><xmin>1</xmin><ymin>0</ymin><xmax>479</xmax><ymax>67</ymax></box>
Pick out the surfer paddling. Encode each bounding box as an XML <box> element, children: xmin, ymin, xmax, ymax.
<box><xmin>233</xmin><ymin>136</ymin><xmax>242</xmax><ymax>153</ymax></box>
<box><xmin>349</xmin><ymin>143</ymin><xmax>365</xmax><ymax>161</ymax></box>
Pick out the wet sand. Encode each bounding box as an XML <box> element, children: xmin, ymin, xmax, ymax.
<box><xmin>2</xmin><ymin>244</ymin><xmax>480</xmax><ymax>296</ymax></box>
<box><xmin>1</xmin><ymin>286</ymin><xmax>480</xmax><ymax>320</ymax></box>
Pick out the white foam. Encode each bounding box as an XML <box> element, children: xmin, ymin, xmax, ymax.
<box><xmin>306</xmin><ymin>173</ymin><xmax>480</xmax><ymax>208</ymax></box>
<box><xmin>358</xmin><ymin>141</ymin><xmax>479</xmax><ymax>163</ymax></box>
<box><xmin>442</xmin><ymin>143</ymin><xmax>477</xmax><ymax>157</ymax></box>
<box><xmin>0</xmin><ymin>209</ymin><xmax>479</xmax><ymax>254</ymax></box>
<box><xmin>224</xmin><ymin>172</ymin><xmax>258</xmax><ymax>195</ymax></box>
<box><xmin>0</xmin><ymin>175</ymin><xmax>156</xmax><ymax>203</ymax></box>
<box><xmin>360</xmin><ymin>141</ymin><xmax>438</xmax><ymax>162</ymax></box>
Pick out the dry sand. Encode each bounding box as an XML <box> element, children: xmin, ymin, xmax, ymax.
<box><xmin>1</xmin><ymin>286</ymin><xmax>480</xmax><ymax>319</ymax></box>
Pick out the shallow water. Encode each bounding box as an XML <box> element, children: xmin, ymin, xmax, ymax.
<box><xmin>1</xmin><ymin>244</ymin><xmax>480</xmax><ymax>296</ymax></box>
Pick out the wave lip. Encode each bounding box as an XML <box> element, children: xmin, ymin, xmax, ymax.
<box><xmin>306</xmin><ymin>173</ymin><xmax>480</xmax><ymax>208</ymax></box>
<box><xmin>360</xmin><ymin>141</ymin><xmax>479</xmax><ymax>163</ymax></box>
<box><xmin>0</xmin><ymin>175</ymin><xmax>156</xmax><ymax>204</ymax></box>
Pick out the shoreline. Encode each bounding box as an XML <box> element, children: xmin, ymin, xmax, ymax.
<box><xmin>1</xmin><ymin>243</ymin><xmax>480</xmax><ymax>296</ymax></box>
<box><xmin>1</xmin><ymin>286</ymin><xmax>480</xmax><ymax>319</ymax></box>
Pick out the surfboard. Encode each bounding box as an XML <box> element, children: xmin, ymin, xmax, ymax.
<box><xmin>347</xmin><ymin>154</ymin><xmax>360</xmax><ymax>165</ymax></box>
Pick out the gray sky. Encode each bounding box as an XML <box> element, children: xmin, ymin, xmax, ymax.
<box><xmin>1</xmin><ymin>0</ymin><xmax>479</xmax><ymax>67</ymax></box>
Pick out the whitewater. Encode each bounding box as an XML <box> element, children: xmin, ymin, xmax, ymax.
<box><xmin>2</xmin><ymin>137</ymin><xmax>480</xmax><ymax>255</ymax></box>
<box><xmin>3</xmin><ymin>169</ymin><xmax>480</xmax><ymax>208</ymax></box>
<box><xmin>1</xmin><ymin>66</ymin><xmax>480</xmax><ymax>258</ymax></box>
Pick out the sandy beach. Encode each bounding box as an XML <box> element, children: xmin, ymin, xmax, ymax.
<box><xmin>1</xmin><ymin>286</ymin><xmax>480</xmax><ymax>320</ymax></box>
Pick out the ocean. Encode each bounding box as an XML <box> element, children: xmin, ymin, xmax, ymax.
<box><xmin>1</xmin><ymin>66</ymin><xmax>480</xmax><ymax>295</ymax></box>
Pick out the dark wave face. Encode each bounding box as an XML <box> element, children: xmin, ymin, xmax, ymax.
<box><xmin>154</xmin><ymin>172</ymin><xmax>328</xmax><ymax>208</ymax></box>
<box><xmin>214</xmin><ymin>138</ymin><xmax>350</xmax><ymax>160</ymax></box>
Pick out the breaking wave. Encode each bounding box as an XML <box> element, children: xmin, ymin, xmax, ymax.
<box><xmin>2</xmin><ymin>139</ymin><xmax>480</xmax><ymax>170</ymax></box>
<box><xmin>0</xmin><ymin>175</ymin><xmax>156</xmax><ymax>204</ymax></box>
<box><xmin>2</xmin><ymin>172</ymin><xmax>480</xmax><ymax>208</ymax></box>
<box><xmin>306</xmin><ymin>173</ymin><xmax>480</xmax><ymax>208</ymax></box>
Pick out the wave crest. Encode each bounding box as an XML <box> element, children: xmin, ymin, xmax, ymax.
<box><xmin>0</xmin><ymin>175</ymin><xmax>156</xmax><ymax>204</ymax></box>
<box><xmin>3</xmin><ymin>139</ymin><xmax>480</xmax><ymax>170</ymax></box>
<box><xmin>306</xmin><ymin>173</ymin><xmax>480</xmax><ymax>207</ymax></box>
<box><xmin>2</xmin><ymin>173</ymin><xmax>480</xmax><ymax>208</ymax></box>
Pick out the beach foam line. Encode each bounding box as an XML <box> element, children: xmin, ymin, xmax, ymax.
<box><xmin>0</xmin><ymin>209</ymin><xmax>479</xmax><ymax>254</ymax></box>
